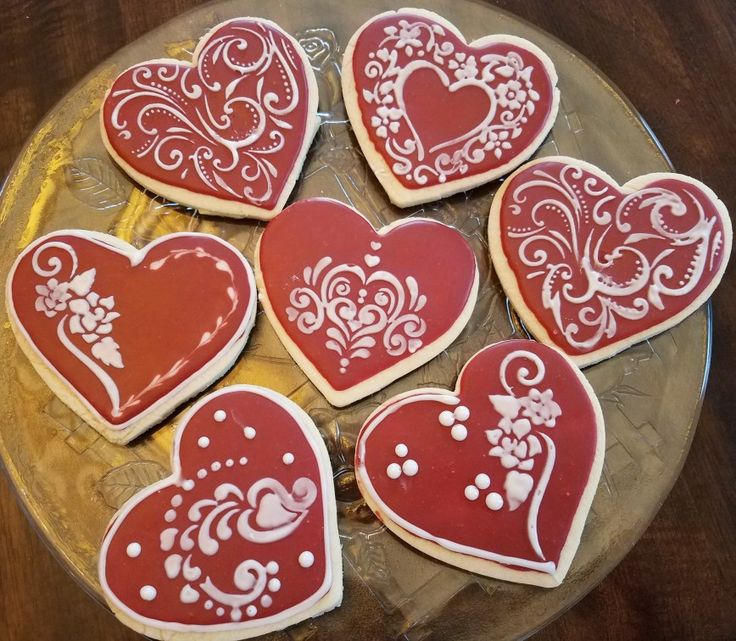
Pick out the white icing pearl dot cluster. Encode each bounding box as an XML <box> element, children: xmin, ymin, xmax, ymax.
<box><xmin>464</xmin><ymin>472</ymin><xmax>504</xmax><ymax>511</ymax></box>
<box><xmin>438</xmin><ymin>405</ymin><xmax>470</xmax><ymax>442</ymax></box>
<box><xmin>386</xmin><ymin>443</ymin><xmax>419</xmax><ymax>479</ymax></box>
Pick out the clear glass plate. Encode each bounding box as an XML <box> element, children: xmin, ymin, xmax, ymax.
<box><xmin>0</xmin><ymin>1</ymin><xmax>709</xmax><ymax>639</ymax></box>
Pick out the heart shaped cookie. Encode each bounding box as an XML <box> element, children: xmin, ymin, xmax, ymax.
<box><xmin>256</xmin><ymin>198</ymin><xmax>479</xmax><ymax>406</ymax></box>
<box><xmin>99</xmin><ymin>385</ymin><xmax>342</xmax><ymax>640</ymax></box>
<box><xmin>6</xmin><ymin>231</ymin><xmax>257</xmax><ymax>443</ymax></box>
<box><xmin>355</xmin><ymin>340</ymin><xmax>604</xmax><ymax>587</ymax></box>
<box><xmin>342</xmin><ymin>9</ymin><xmax>559</xmax><ymax>207</ymax></box>
<box><xmin>489</xmin><ymin>156</ymin><xmax>732</xmax><ymax>366</ymax></box>
<box><xmin>101</xmin><ymin>18</ymin><xmax>319</xmax><ymax>219</ymax></box>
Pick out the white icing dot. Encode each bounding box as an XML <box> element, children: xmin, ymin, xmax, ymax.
<box><xmin>231</xmin><ymin>608</ymin><xmax>242</xmax><ymax>621</ymax></box>
<box><xmin>451</xmin><ymin>425</ymin><xmax>468</xmax><ymax>441</ymax></box>
<box><xmin>475</xmin><ymin>473</ymin><xmax>491</xmax><ymax>490</ymax></box>
<box><xmin>268</xmin><ymin>578</ymin><xmax>281</xmax><ymax>592</ymax></box>
<box><xmin>197</xmin><ymin>468</ymin><xmax>207</xmax><ymax>479</ymax></box>
<box><xmin>246</xmin><ymin>605</ymin><xmax>258</xmax><ymax>617</ymax></box>
<box><xmin>213</xmin><ymin>410</ymin><xmax>227</xmax><ymax>422</ymax></box>
<box><xmin>126</xmin><ymin>542</ymin><xmax>141</xmax><ymax>558</ymax></box>
<box><xmin>266</xmin><ymin>561</ymin><xmax>279</xmax><ymax>574</ymax></box>
<box><xmin>486</xmin><ymin>492</ymin><xmax>504</xmax><ymax>511</ymax></box>
<box><xmin>140</xmin><ymin>585</ymin><xmax>157</xmax><ymax>601</ymax></box>
<box><xmin>211</xmin><ymin>461</ymin><xmax>221</xmax><ymax>472</ymax></box>
<box><xmin>216</xmin><ymin>607</ymin><xmax>225</xmax><ymax>616</ymax></box>
<box><xmin>204</xmin><ymin>600</ymin><xmax>213</xmax><ymax>610</ymax></box>
<box><xmin>225</xmin><ymin>459</ymin><xmax>234</xmax><ymax>467</ymax></box>
<box><xmin>464</xmin><ymin>485</ymin><xmax>480</xmax><ymax>500</ymax></box>
<box><xmin>261</xmin><ymin>595</ymin><xmax>272</xmax><ymax>607</ymax></box>
<box><xmin>439</xmin><ymin>410</ymin><xmax>455</xmax><ymax>427</ymax></box>
<box><xmin>454</xmin><ymin>406</ymin><xmax>470</xmax><ymax>421</ymax></box>
<box><xmin>197</xmin><ymin>436</ymin><xmax>210</xmax><ymax>448</ymax></box>
<box><xmin>171</xmin><ymin>495</ymin><xmax>183</xmax><ymax>507</ymax></box>
<box><xmin>386</xmin><ymin>463</ymin><xmax>402</xmax><ymax>479</ymax></box>
<box><xmin>339</xmin><ymin>358</ymin><xmax>349</xmax><ymax>367</ymax></box>
<box><xmin>182</xmin><ymin>479</ymin><xmax>195</xmax><ymax>491</ymax></box>
<box><xmin>394</xmin><ymin>443</ymin><xmax>408</xmax><ymax>457</ymax></box>
<box><xmin>282</xmin><ymin>452</ymin><xmax>294</xmax><ymax>465</ymax></box>
<box><xmin>298</xmin><ymin>551</ymin><xmax>315</xmax><ymax>568</ymax></box>
<box><xmin>164</xmin><ymin>509</ymin><xmax>177</xmax><ymax>523</ymax></box>
<box><xmin>402</xmin><ymin>459</ymin><xmax>419</xmax><ymax>476</ymax></box>
<box><xmin>239</xmin><ymin>456</ymin><xmax>248</xmax><ymax>465</ymax></box>
<box><xmin>243</xmin><ymin>426</ymin><xmax>256</xmax><ymax>439</ymax></box>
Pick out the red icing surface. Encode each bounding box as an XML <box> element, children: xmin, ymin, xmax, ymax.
<box><xmin>102</xmin><ymin>19</ymin><xmax>313</xmax><ymax>210</ymax></box>
<box><xmin>356</xmin><ymin>340</ymin><xmax>600</xmax><ymax>572</ymax></box>
<box><xmin>497</xmin><ymin>161</ymin><xmax>731</xmax><ymax>357</ymax></box>
<box><xmin>100</xmin><ymin>387</ymin><xmax>330</xmax><ymax>627</ymax></box>
<box><xmin>258</xmin><ymin>198</ymin><xmax>477</xmax><ymax>392</ymax></box>
<box><xmin>350</xmin><ymin>12</ymin><xmax>556</xmax><ymax>190</ymax></box>
<box><xmin>9</xmin><ymin>232</ymin><xmax>254</xmax><ymax>427</ymax></box>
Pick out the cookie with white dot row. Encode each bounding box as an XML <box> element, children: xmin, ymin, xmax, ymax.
<box><xmin>99</xmin><ymin>385</ymin><xmax>342</xmax><ymax>640</ymax></box>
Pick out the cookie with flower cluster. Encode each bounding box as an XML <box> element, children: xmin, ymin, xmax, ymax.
<box><xmin>6</xmin><ymin>230</ymin><xmax>257</xmax><ymax>443</ymax></box>
<box><xmin>355</xmin><ymin>339</ymin><xmax>604</xmax><ymax>587</ymax></box>
<box><xmin>342</xmin><ymin>8</ymin><xmax>559</xmax><ymax>207</ymax></box>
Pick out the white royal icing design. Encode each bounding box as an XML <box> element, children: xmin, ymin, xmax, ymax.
<box><xmin>385</xmin><ymin>443</ymin><xmax>419</xmax><ymax>479</ymax></box>
<box><xmin>360</xmin><ymin>18</ymin><xmax>544</xmax><ymax>185</ymax></box>
<box><xmin>505</xmin><ymin>164</ymin><xmax>725</xmax><ymax>349</ymax></box>
<box><xmin>27</xmin><ymin>241</ymin><xmax>242</xmax><ymax>419</ymax></box>
<box><xmin>285</xmin><ymin>253</ymin><xmax>428</xmax><ymax>373</ymax></box>
<box><xmin>107</xmin><ymin>22</ymin><xmax>304</xmax><ymax>205</ymax></box>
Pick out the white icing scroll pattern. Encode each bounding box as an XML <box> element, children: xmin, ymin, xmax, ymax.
<box><xmin>30</xmin><ymin>242</ymin><xmax>241</xmax><ymax>418</ymax></box>
<box><xmin>108</xmin><ymin>22</ymin><xmax>302</xmax><ymax>204</ymax></box>
<box><xmin>360</xmin><ymin>19</ymin><xmax>543</xmax><ymax>185</ymax></box>
<box><xmin>160</xmin><ymin>479</ymin><xmax>316</xmax><ymax>621</ymax></box>
<box><xmin>484</xmin><ymin>350</ymin><xmax>561</xmax><ymax>560</ymax></box>
<box><xmin>506</xmin><ymin>164</ymin><xmax>723</xmax><ymax>350</ymax></box>
<box><xmin>285</xmin><ymin>255</ymin><xmax>428</xmax><ymax>373</ymax></box>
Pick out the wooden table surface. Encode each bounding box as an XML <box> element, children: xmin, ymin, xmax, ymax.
<box><xmin>1</xmin><ymin>1</ymin><xmax>734</xmax><ymax>639</ymax></box>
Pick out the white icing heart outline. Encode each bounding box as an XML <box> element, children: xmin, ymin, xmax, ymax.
<box><xmin>98</xmin><ymin>385</ymin><xmax>343</xmax><ymax>639</ymax></box>
<box><xmin>394</xmin><ymin>60</ymin><xmax>497</xmax><ymax>159</ymax></box>
<box><xmin>489</xmin><ymin>155</ymin><xmax>733</xmax><ymax>367</ymax></box>
<box><xmin>342</xmin><ymin>8</ymin><xmax>560</xmax><ymax>207</ymax></box>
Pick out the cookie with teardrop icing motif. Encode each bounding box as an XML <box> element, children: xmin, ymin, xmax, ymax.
<box><xmin>99</xmin><ymin>385</ymin><xmax>342</xmax><ymax>640</ymax></box>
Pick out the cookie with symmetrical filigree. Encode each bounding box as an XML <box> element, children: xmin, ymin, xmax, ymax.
<box><xmin>256</xmin><ymin>197</ymin><xmax>479</xmax><ymax>406</ymax></box>
<box><xmin>342</xmin><ymin>8</ymin><xmax>559</xmax><ymax>207</ymax></box>
<box><xmin>101</xmin><ymin>18</ymin><xmax>319</xmax><ymax>219</ymax></box>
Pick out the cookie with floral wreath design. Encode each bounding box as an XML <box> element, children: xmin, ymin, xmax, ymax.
<box><xmin>342</xmin><ymin>8</ymin><xmax>559</xmax><ymax>207</ymax></box>
<box><xmin>101</xmin><ymin>18</ymin><xmax>319</xmax><ymax>219</ymax></box>
<box><xmin>6</xmin><ymin>230</ymin><xmax>257</xmax><ymax>443</ymax></box>
<box><xmin>355</xmin><ymin>339</ymin><xmax>604</xmax><ymax>587</ymax></box>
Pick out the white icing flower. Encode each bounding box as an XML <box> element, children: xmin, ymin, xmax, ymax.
<box><xmin>481</xmin><ymin>129</ymin><xmax>512</xmax><ymax>159</ymax></box>
<box><xmin>396</xmin><ymin>20</ymin><xmax>422</xmax><ymax>55</ymax></box>
<box><xmin>520</xmin><ymin>388</ymin><xmax>562</xmax><ymax>428</ymax></box>
<box><xmin>69</xmin><ymin>292</ymin><xmax>120</xmax><ymax>343</ymax></box>
<box><xmin>371</xmin><ymin>105</ymin><xmax>403</xmax><ymax>139</ymax></box>
<box><xmin>497</xmin><ymin>79</ymin><xmax>527</xmax><ymax>110</ymax></box>
<box><xmin>34</xmin><ymin>278</ymin><xmax>72</xmax><ymax>317</ymax></box>
<box><xmin>448</xmin><ymin>55</ymin><xmax>478</xmax><ymax>81</ymax></box>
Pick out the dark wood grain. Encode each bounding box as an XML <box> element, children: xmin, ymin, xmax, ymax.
<box><xmin>1</xmin><ymin>1</ymin><xmax>734</xmax><ymax>639</ymax></box>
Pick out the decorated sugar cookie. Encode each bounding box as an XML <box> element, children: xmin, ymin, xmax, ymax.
<box><xmin>342</xmin><ymin>8</ymin><xmax>559</xmax><ymax>207</ymax></box>
<box><xmin>489</xmin><ymin>156</ymin><xmax>732</xmax><ymax>366</ymax></box>
<box><xmin>256</xmin><ymin>197</ymin><xmax>479</xmax><ymax>407</ymax></box>
<box><xmin>6</xmin><ymin>231</ymin><xmax>257</xmax><ymax>443</ymax></box>
<box><xmin>101</xmin><ymin>18</ymin><xmax>319</xmax><ymax>219</ymax></box>
<box><xmin>355</xmin><ymin>340</ymin><xmax>604</xmax><ymax>587</ymax></box>
<box><xmin>99</xmin><ymin>385</ymin><xmax>342</xmax><ymax>640</ymax></box>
